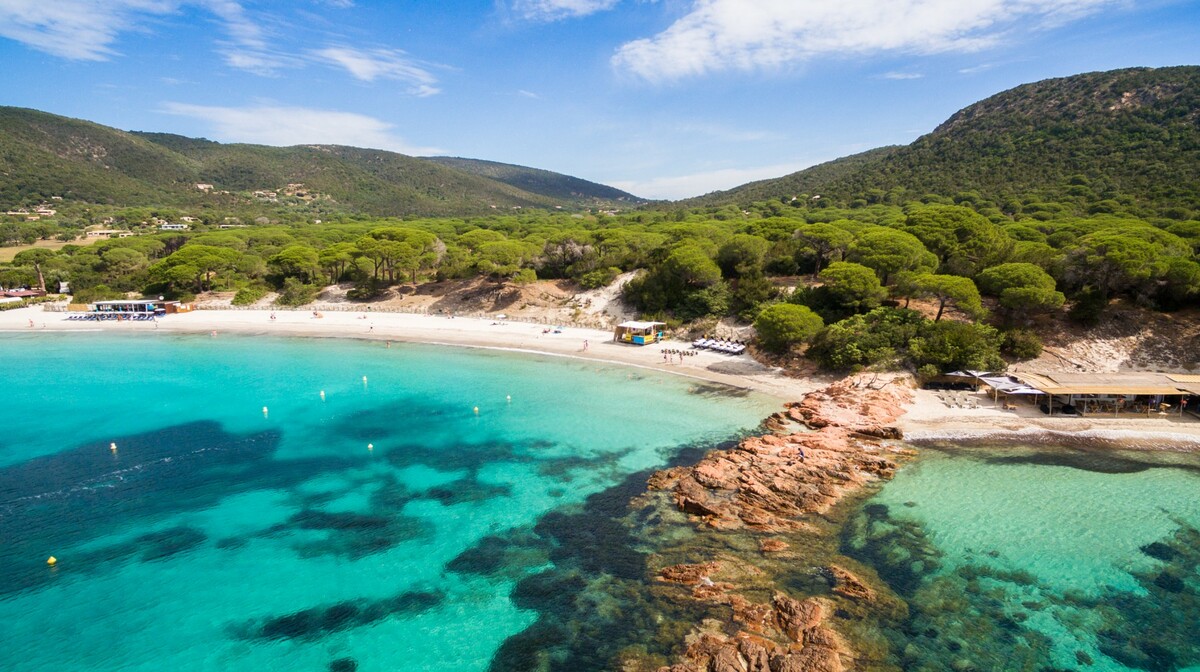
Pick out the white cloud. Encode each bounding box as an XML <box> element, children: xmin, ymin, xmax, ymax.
<box><xmin>880</xmin><ymin>71</ymin><xmax>924</xmax><ymax>80</ymax></box>
<box><xmin>517</xmin><ymin>89</ymin><xmax>541</xmax><ymax>99</ymax></box>
<box><xmin>613</xmin><ymin>0</ymin><xmax>1121</xmax><ymax>81</ymax></box>
<box><xmin>0</xmin><ymin>0</ymin><xmax>174</xmax><ymax>60</ymax></box>
<box><xmin>609</xmin><ymin>161</ymin><xmax>808</xmax><ymax>200</ymax></box>
<box><xmin>0</xmin><ymin>0</ymin><xmax>295</xmax><ymax>73</ymax></box>
<box><xmin>161</xmin><ymin>102</ymin><xmax>443</xmax><ymax>155</ymax></box>
<box><xmin>512</xmin><ymin>0</ymin><xmax>619</xmax><ymax>22</ymax></box>
<box><xmin>202</xmin><ymin>0</ymin><xmax>293</xmax><ymax>74</ymax></box>
<box><xmin>315</xmin><ymin>46</ymin><xmax>441</xmax><ymax>96</ymax></box>
<box><xmin>959</xmin><ymin>63</ymin><xmax>996</xmax><ymax>74</ymax></box>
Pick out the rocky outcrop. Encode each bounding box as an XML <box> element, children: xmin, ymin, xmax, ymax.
<box><xmin>647</xmin><ymin>376</ymin><xmax>915</xmax><ymax>672</ymax></box>
<box><xmin>658</xmin><ymin>595</ymin><xmax>850</xmax><ymax>672</ymax></box>
<box><xmin>827</xmin><ymin>564</ymin><xmax>875</xmax><ymax>601</ymax></box>
<box><xmin>649</xmin><ymin>378</ymin><xmax>914</xmax><ymax>533</ymax></box>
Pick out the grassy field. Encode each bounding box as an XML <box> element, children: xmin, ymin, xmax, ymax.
<box><xmin>0</xmin><ymin>237</ymin><xmax>97</xmax><ymax>263</ymax></box>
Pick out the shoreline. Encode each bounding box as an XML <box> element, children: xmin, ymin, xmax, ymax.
<box><xmin>0</xmin><ymin>305</ymin><xmax>824</xmax><ymax>402</ymax></box>
<box><xmin>6</xmin><ymin>304</ymin><xmax>1200</xmax><ymax>443</ymax></box>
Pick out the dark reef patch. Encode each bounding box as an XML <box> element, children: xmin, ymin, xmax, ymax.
<box><xmin>487</xmin><ymin>440</ymin><xmax>735</xmax><ymax>672</ymax></box>
<box><xmin>274</xmin><ymin>508</ymin><xmax>431</xmax><ymax>560</ymax></box>
<box><xmin>446</xmin><ymin>531</ymin><xmax>550</xmax><ymax>580</ymax></box>
<box><xmin>0</xmin><ymin>421</ymin><xmax>369</xmax><ymax>596</ymax></box>
<box><xmin>78</xmin><ymin>525</ymin><xmax>208</xmax><ymax>565</ymax></box>
<box><xmin>687</xmin><ymin>383</ymin><xmax>752</xmax><ymax>399</ymax></box>
<box><xmin>328</xmin><ymin>658</ymin><xmax>357</xmax><ymax>672</ymax></box>
<box><xmin>422</xmin><ymin>479</ymin><xmax>513</xmax><ymax>505</ymax></box>
<box><xmin>983</xmin><ymin>451</ymin><xmax>1154</xmax><ymax>473</ymax></box>
<box><xmin>1141</xmin><ymin>541</ymin><xmax>1179</xmax><ymax>561</ymax></box>
<box><xmin>235</xmin><ymin>589</ymin><xmax>444</xmax><ymax>643</ymax></box>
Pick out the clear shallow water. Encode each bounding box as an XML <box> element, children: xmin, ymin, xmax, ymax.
<box><xmin>846</xmin><ymin>442</ymin><xmax>1200</xmax><ymax>672</ymax></box>
<box><xmin>0</xmin><ymin>333</ymin><xmax>778</xmax><ymax>672</ymax></box>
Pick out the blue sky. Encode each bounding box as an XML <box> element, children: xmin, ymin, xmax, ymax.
<box><xmin>1</xmin><ymin>1</ymin><xmax>1198</xmax><ymax>200</ymax></box>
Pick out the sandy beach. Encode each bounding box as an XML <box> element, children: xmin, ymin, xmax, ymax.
<box><xmin>7</xmin><ymin>303</ymin><xmax>1200</xmax><ymax>445</ymax></box>
<box><xmin>0</xmin><ymin>305</ymin><xmax>823</xmax><ymax>402</ymax></box>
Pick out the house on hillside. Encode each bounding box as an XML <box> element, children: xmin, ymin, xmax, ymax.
<box><xmin>160</xmin><ymin>223</ymin><xmax>189</xmax><ymax>231</ymax></box>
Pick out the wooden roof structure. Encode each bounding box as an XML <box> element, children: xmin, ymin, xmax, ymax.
<box><xmin>1010</xmin><ymin>371</ymin><xmax>1194</xmax><ymax>396</ymax></box>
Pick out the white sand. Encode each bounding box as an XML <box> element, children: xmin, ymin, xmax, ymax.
<box><xmin>0</xmin><ymin>305</ymin><xmax>822</xmax><ymax>402</ymax></box>
<box><xmin>900</xmin><ymin>386</ymin><xmax>1200</xmax><ymax>443</ymax></box>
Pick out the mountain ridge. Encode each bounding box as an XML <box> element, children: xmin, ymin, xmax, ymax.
<box><xmin>685</xmin><ymin>65</ymin><xmax>1200</xmax><ymax>215</ymax></box>
<box><xmin>0</xmin><ymin>107</ymin><xmax>643</xmax><ymax>215</ymax></box>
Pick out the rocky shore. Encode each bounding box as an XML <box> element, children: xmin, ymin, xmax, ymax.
<box><xmin>642</xmin><ymin>376</ymin><xmax>916</xmax><ymax>672</ymax></box>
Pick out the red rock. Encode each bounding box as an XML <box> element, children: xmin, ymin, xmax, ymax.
<box><xmin>772</xmin><ymin>594</ymin><xmax>825</xmax><ymax>641</ymax></box>
<box><xmin>659</xmin><ymin>561</ymin><xmax>722</xmax><ymax>585</ymax></box>
<box><xmin>828</xmin><ymin>565</ymin><xmax>875</xmax><ymax>601</ymax></box>
<box><xmin>708</xmin><ymin>646</ymin><xmax>746</xmax><ymax>672</ymax></box>
<box><xmin>737</xmin><ymin>636</ymin><xmax>774</xmax><ymax>672</ymax></box>
<box><xmin>759</xmin><ymin>539</ymin><xmax>789</xmax><ymax>553</ymax></box>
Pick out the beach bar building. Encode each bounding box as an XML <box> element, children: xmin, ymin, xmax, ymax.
<box><xmin>1001</xmin><ymin>371</ymin><xmax>1199</xmax><ymax>417</ymax></box>
<box><xmin>613</xmin><ymin>321</ymin><xmax>666</xmax><ymax>345</ymax></box>
<box><xmin>88</xmin><ymin>299</ymin><xmax>194</xmax><ymax>315</ymax></box>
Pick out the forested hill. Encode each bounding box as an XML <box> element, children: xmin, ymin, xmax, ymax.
<box><xmin>688</xmin><ymin>66</ymin><xmax>1200</xmax><ymax>216</ymax></box>
<box><xmin>426</xmin><ymin>157</ymin><xmax>645</xmax><ymax>205</ymax></box>
<box><xmin>0</xmin><ymin>107</ymin><xmax>641</xmax><ymax>216</ymax></box>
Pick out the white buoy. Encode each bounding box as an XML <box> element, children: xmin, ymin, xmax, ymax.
<box><xmin>262</xmin><ymin>406</ymin><xmax>269</xmax><ymax>418</ymax></box>
<box><xmin>367</xmin><ymin>443</ymin><xmax>374</xmax><ymax>451</ymax></box>
<box><xmin>506</xmin><ymin>395</ymin><xmax>512</xmax><ymax>403</ymax></box>
<box><xmin>320</xmin><ymin>390</ymin><xmax>326</xmax><ymax>400</ymax></box>
<box><xmin>473</xmin><ymin>406</ymin><xmax>479</xmax><ymax>415</ymax></box>
<box><xmin>109</xmin><ymin>442</ymin><xmax>117</xmax><ymax>452</ymax></box>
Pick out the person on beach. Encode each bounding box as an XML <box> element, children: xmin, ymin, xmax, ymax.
<box><xmin>583</xmin><ymin>339</ymin><xmax>589</xmax><ymax>351</ymax></box>
<box><xmin>270</xmin><ymin>312</ymin><xmax>276</xmax><ymax>321</ymax></box>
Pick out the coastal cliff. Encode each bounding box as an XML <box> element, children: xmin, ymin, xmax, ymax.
<box><xmin>642</xmin><ymin>376</ymin><xmax>916</xmax><ymax>672</ymax></box>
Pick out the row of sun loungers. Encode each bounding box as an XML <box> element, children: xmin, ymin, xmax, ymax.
<box><xmin>936</xmin><ymin>390</ymin><xmax>979</xmax><ymax>409</ymax></box>
<box><xmin>692</xmin><ymin>338</ymin><xmax>747</xmax><ymax>355</ymax></box>
<box><xmin>65</xmin><ymin>313</ymin><xmax>157</xmax><ymax>321</ymax></box>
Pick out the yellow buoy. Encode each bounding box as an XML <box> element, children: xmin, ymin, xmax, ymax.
<box><xmin>46</xmin><ymin>556</ymin><xmax>57</xmax><ymax>566</ymax></box>
<box><xmin>473</xmin><ymin>406</ymin><xmax>480</xmax><ymax>415</ymax></box>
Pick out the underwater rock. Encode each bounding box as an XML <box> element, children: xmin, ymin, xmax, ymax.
<box><xmin>759</xmin><ymin>538</ymin><xmax>790</xmax><ymax>553</ymax></box>
<box><xmin>773</xmin><ymin>593</ymin><xmax>827</xmax><ymax>641</ymax></box>
<box><xmin>827</xmin><ymin>565</ymin><xmax>875</xmax><ymax>602</ymax></box>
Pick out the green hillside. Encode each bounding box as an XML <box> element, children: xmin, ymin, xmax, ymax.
<box><xmin>426</xmin><ymin>156</ymin><xmax>645</xmax><ymax>205</ymax></box>
<box><xmin>691</xmin><ymin>66</ymin><xmax>1200</xmax><ymax>216</ymax></box>
<box><xmin>0</xmin><ymin>107</ymin><xmax>202</xmax><ymax>207</ymax></box>
<box><xmin>0</xmin><ymin>107</ymin><xmax>639</xmax><ymax>216</ymax></box>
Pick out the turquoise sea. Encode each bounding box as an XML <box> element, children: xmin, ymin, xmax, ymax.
<box><xmin>4</xmin><ymin>333</ymin><xmax>1200</xmax><ymax>672</ymax></box>
<box><xmin>0</xmin><ymin>333</ymin><xmax>778</xmax><ymax>672</ymax></box>
<box><xmin>845</xmin><ymin>440</ymin><xmax>1200</xmax><ymax>672</ymax></box>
